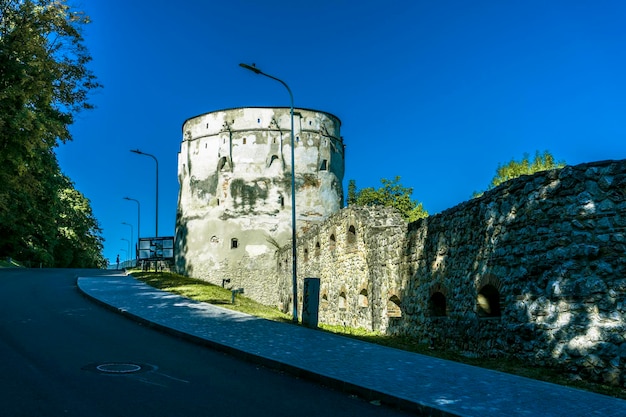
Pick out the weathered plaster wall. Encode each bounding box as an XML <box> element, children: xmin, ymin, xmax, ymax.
<box><xmin>277</xmin><ymin>159</ymin><xmax>626</xmax><ymax>385</ymax></box>
<box><xmin>176</xmin><ymin>107</ymin><xmax>344</xmax><ymax>305</ymax></box>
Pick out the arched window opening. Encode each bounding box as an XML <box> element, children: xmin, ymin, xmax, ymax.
<box><xmin>315</xmin><ymin>241</ymin><xmax>320</xmax><ymax>256</ymax></box>
<box><xmin>358</xmin><ymin>289</ymin><xmax>368</xmax><ymax>308</ymax></box>
<box><xmin>319</xmin><ymin>159</ymin><xmax>328</xmax><ymax>171</ymax></box>
<box><xmin>321</xmin><ymin>292</ymin><xmax>328</xmax><ymax>302</ymax></box>
<box><xmin>217</xmin><ymin>157</ymin><xmax>228</xmax><ymax>171</ymax></box>
<box><xmin>330</xmin><ymin>234</ymin><xmax>336</xmax><ymax>250</ymax></box>
<box><xmin>347</xmin><ymin>225</ymin><xmax>356</xmax><ymax>244</ymax></box>
<box><xmin>243</xmin><ymin>137</ymin><xmax>247</xmax><ymax>145</ymax></box>
<box><xmin>338</xmin><ymin>292</ymin><xmax>347</xmax><ymax>310</ymax></box>
<box><xmin>429</xmin><ymin>292</ymin><xmax>447</xmax><ymax>317</ymax></box>
<box><xmin>268</xmin><ymin>154</ymin><xmax>280</xmax><ymax>168</ymax></box>
<box><xmin>303</xmin><ymin>248</ymin><xmax>309</xmax><ymax>262</ymax></box>
<box><xmin>477</xmin><ymin>284</ymin><xmax>501</xmax><ymax>318</ymax></box>
<box><xmin>387</xmin><ymin>295</ymin><xmax>402</xmax><ymax>318</ymax></box>
<box><xmin>278</xmin><ymin>195</ymin><xmax>284</xmax><ymax>208</ymax></box>
<box><xmin>230</xmin><ymin>238</ymin><xmax>238</xmax><ymax>249</ymax></box>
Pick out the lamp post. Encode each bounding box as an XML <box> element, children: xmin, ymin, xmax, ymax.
<box><xmin>239</xmin><ymin>62</ymin><xmax>298</xmax><ymax>322</ymax></box>
<box><xmin>122</xmin><ymin>222</ymin><xmax>134</xmax><ymax>265</ymax></box>
<box><xmin>123</xmin><ymin>197</ymin><xmax>140</xmax><ymax>256</ymax></box>
<box><xmin>130</xmin><ymin>149</ymin><xmax>158</xmax><ymax>237</ymax></box>
<box><xmin>121</xmin><ymin>238</ymin><xmax>130</xmax><ymax>265</ymax></box>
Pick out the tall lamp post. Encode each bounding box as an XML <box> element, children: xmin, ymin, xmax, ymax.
<box><xmin>239</xmin><ymin>62</ymin><xmax>298</xmax><ymax>322</ymax></box>
<box><xmin>122</xmin><ymin>222</ymin><xmax>134</xmax><ymax>265</ymax></box>
<box><xmin>121</xmin><ymin>238</ymin><xmax>130</xmax><ymax>265</ymax></box>
<box><xmin>123</xmin><ymin>196</ymin><xmax>140</xmax><ymax>255</ymax></box>
<box><xmin>130</xmin><ymin>149</ymin><xmax>158</xmax><ymax>237</ymax></box>
<box><xmin>119</xmin><ymin>249</ymin><xmax>127</xmax><ymax>268</ymax></box>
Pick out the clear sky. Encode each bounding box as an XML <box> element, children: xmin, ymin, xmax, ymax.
<box><xmin>55</xmin><ymin>0</ymin><xmax>626</xmax><ymax>265</ymax></box>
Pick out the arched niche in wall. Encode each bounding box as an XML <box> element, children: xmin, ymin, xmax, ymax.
<box><xmin>387</xmin><ymin>295</ymin><xmax>402</xmax><ymax>318</ymax></box>
<box><xmin>320</xmin><ymin>289</ymin><xmax>329</xmax><ymax>308</ymax></box>
<box><xmin>358</xmin><ymin>288</ymin><xmax>369</xmax><ymax>307</ymax></box>
<box><xmin>347</xmin><ymin>225</ymin><xmax>356</xmax><ymax>244</ymax></box>
<box><xmin>429</xmin><ymin>292</ymin><xmax>447</xmax><ymax>317</ymax></box>
<box><xmin>338</xmin><ymin>290</ymin><xmax>347</xmax><ymax>310</ymax></box>
<box><xmin>477</xmin><ymin>284</ymin><xmax>501</xmax><ymax>318</ymax></box>
<box><xmin>329</xmin><ymin>233</ymin><xmax>336</xmax><ymax>251</ymax></box>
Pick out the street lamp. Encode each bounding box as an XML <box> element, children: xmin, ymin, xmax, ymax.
<box><xmin>240</xmin><ymin>62</ymin><xmax>298</xmax><ymax>322</ymax></box>
<box><xmin>123</xmin><ymin>197</ymin><xmax>140</xmax><ymax>255</ymax></box>
<box><xmin>122</xmin><ymin>222</ymin><xmax>134</xmax><ymax>265</ymax></box>
<box><xmin>121</xmin><ymin>238</ymin><xmax>130</xmax><ymax>264</ymax></box>
<box><xmin>130</xmin><ymin>149</ymin><xmax>158</xmax><ymax>237</ymax></box>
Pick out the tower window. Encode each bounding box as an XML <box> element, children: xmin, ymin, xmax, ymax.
<box><xmin>320</xmin><ymin>159</ymin><xmax>328</xmax><ymax>171</ymax></box>
<box><xmin>231</xmin><ymin>238</ymin><xmax>238</xmax><ymax>249</ymax></box>
<box><xmin>243</xmin><ymin>138</ymin><xmax>247</xmax><ymax>144</ymax></box>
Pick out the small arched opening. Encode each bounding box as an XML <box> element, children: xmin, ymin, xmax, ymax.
<box><xmin>338</xmin><ymin>292</ymin><xmax>347</xmax><ymax>310</ymax></box>
<box><xmin>358</xmin><ymin>289</ymin><xmax>368</xmax><ymax>308</ymax></box>
<box><xmin>429</xmin><ymin>292</ymin><xmax>447</xmax><ymax>317</ymax></box>
<box><xmin>387</xmin><ymin>295</ymin><xmax>402</xmax><ymax>318</ymax></box>
<box><xmin>217</xmin><ymin>156</ymin><xmax>229</xmax><ymax>171</ymax></box>
<box><xmin>477</xmin><ymin>284</ymin><xmax>501</xmax><ymax>318</ymax></box>
<box><xmin>347</xmin><ymin>225</ymin><xmax>356</xmax><ymax>244</ymax></box>
<box><xmin>329</xmin><ymin>234</ymin><xmax>336</xmax><ymax>251</ymax></box>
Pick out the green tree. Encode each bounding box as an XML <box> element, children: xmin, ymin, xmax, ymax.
<box><xmin>0</xmin><ymin>0</ymin><xmax>102</xmax><ymax>266</ymax></box>
<box><xmin>474</xmin><ymin>151</ymin><xmax>565</xmax><ymax>197</ymax></box>
<box><xmin>347</xmin><ymin>179</ymin><xmax>357</xmax><ymax>206</ymax></box>
<box><xmin>349</xmin><ymin>176</ymin><xmax>428</xmax><ymax>222</ymax></box>
<box><xmin>54</xmin><ymin>174</ymin><xmax>106</xmax><ymax>268</ymax></box>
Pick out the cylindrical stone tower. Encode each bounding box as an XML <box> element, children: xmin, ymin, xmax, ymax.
<box><xmin>175</xmin><ymin>107</ymin><xmax>344</xmax><ymax>306</ymax></box>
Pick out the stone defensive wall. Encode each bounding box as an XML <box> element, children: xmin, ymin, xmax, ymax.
<box><xmin>278</xmin><ymin>159</ymin><xmax>626</xmax><ymax>385</ymax></box>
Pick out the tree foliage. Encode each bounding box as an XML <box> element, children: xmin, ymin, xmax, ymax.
<box><xmin>348</xmin><ymin>176</ymin><xmax>429</xmax><ymax>222</ymax></box>
<box><xmin>474</xmin><ymin>151</ymin><xmax>565</xmax><ymax>198</ymax></box>
<box><xmin>0</xmin><ymin>0</ymin><xmax>104</xmax><ymax>267</ymax></box>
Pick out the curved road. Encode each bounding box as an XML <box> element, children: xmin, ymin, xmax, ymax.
<box><xmin>0</xmin><ymin>268</ymin><xmax>413</xmax><ymax>417</ymax></box>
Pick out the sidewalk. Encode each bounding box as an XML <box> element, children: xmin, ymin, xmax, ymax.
<box><xmin>77</xmin><ymin>275</ymin><xmax>626</xmax><ymax>417</ymax></box>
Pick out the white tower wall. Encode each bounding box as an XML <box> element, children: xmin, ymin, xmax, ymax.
<box><xmin>175</xmin><ymin>107</ymin><xmax>344</xmax><ymax>306</ymax></box>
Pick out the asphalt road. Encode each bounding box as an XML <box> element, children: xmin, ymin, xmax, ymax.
<box><xmin>0</xmin><ymin>268</ymin><xmax>414</xmax><ymax>417</ymax></box>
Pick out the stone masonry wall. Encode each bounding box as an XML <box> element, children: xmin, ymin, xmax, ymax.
<box><xmin>277</xmin><ymin>159</ymin><xmax>626</xmax><ymax>385</ymax></box>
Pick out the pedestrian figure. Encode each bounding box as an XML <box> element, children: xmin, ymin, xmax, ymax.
<box><xmin>116</xmin><ymin>254</ymin><xmax>120</xmax><ymax>270</ymax></box>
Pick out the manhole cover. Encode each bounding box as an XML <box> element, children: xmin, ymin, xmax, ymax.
<box><xmin>96</xmin><ymin>363</ymin><xmax>142</xmax><ymax>374</ymax></box>
<box><xmin>82</xmin><ymin>362</ymin><xmax>153</xmax><ymax>375</ymax></box>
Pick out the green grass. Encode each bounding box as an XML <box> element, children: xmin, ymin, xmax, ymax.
<box><xmin>130</xmin><ymin>270</ymin><xmax>625</xmax><ymax>400</ymax></box>
<box><xmin>131</xmin><ymin>271</ymin><xmax>292</xmax><ymax>322</ymax></box>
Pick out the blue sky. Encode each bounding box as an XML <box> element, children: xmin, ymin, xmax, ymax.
<box><xmin>56</xmin><ymin>1</ymin><xmax>626</xmax><ymax>264</ymax></box>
